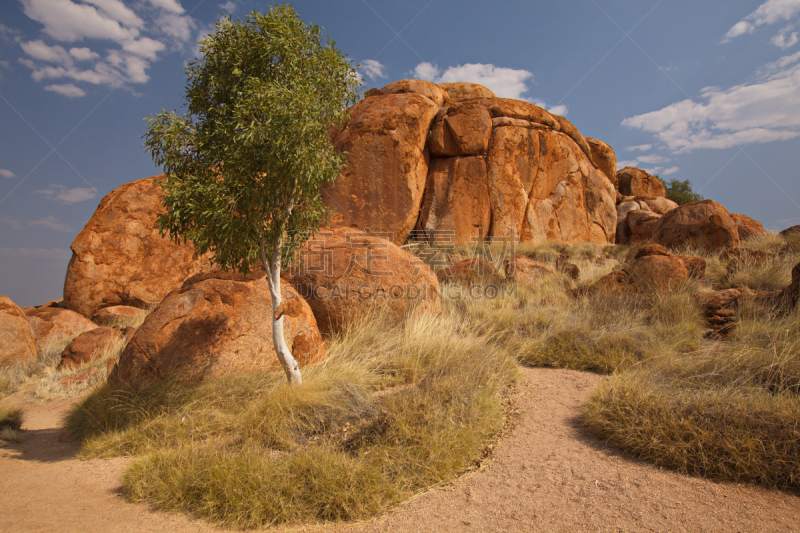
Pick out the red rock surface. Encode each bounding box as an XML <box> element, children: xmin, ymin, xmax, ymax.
<box><xmin>586</xmin><ymin>137</ymin><xmax>617</xmax><ymax>185</ymax></box>
<box><xmin>92</xmin><ymin>305</ymin><xmax>147</xmax><ymax>326</ymax></box>
<box><xmin>323</xmin><ymin>93</ymin><xmax>439</xmax><ymax>244</ymax></box>
<box><xmin>653</xmin><ymin>200</ymin><xmax>740</xmax><ymax>252</ymax></box>
<box><xmin>419</xmin><ymin>156</ymin><xmax>491</xmax><ymax>244</ymax></box>
<box><xmin>503</xmin><ymin>255</ymin><xmax>555</xmax><ymax>283</ymax></box>
<box><xmin>289</xmin><ymin>228</ymin><xmax>441</xmax><ymax>334</ymax></box>
<box><xmin>379</xmin><ymin>79</ymin><xmax>449</xmax><ymax>107</ymax></box>
<box><xmin>437</xmin><ymin>82</ymin><xmax>496</xmax><ymax>101</ymax></box>
<box><xmin>25</xmin><ymin>307</ymin><xmax>97</xmax><ymax>354</ymax></box>
<box><xmin>0</xmin><ymin>296</ymin><xmax>37</xmax><ymax>367</ymax></box>
<box><xmin>617</xmin><ymin>167</ymin><xmax>666</xmax><ymax>198</ymax></box>
<box><xmin>437</xmin><ymin>258</ymin><xmax>496</xmax><ymax>283</ymax></box>
<box><xmin>114</xmin><ymin>271</ymin><xmax>326</xmax><ymax>389</ymax></box>
<box><xmin>730</xmin><ymin>213</ymin><xmax>768</xmax><ymax>241</ymax></box>
<box><xmin>58</xmin><ymin>327</ymin><xmax>124</xmax><ymax>370</ymax></box>
<box><xmin>63</xmin><ymin>176</ymin><xmax>213</xmax><ymax>318</ymax></box>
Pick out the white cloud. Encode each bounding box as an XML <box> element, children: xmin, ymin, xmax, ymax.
<box><xmin>0</xmin><ymin>216</ymin><xmax>22</xmax><ymax>230</ymax></box>
<box><xmin>773</xmin><ymin>26</ymin><xmax>800</xmax><ymax>48</ymax></box>
<box><xmin>18</xmin><ymin>0</ymin><xmax>198</xmax><ymax>96</ymax></box>
<box><xmin>662</xmin><ymin>167</ymin><xmax>680</xmax><ymax>175</ymax></box>
<box><xmin>723</xmin><ymin>0</ymin><xmax>800</xmax><ymax>42</ymax></box>
<box><xmin>219</xmin><ymin>1</ymin><xmax>235</xmax><ymax>13</ymax></box>
<box><xmin>28</xmin><ymin>216</ymin><xmax>72</xmax><ymax>232</ymax></box>
<box><xmin>0</xmin><ymin>247</ymin><xmax>72</xmax><ymax>260</ymax></box>
<box><xmin>44</xmin><ymin>83</ymin><xmax>85</xmax><ymax>97</ymax></box>
<box><xmin>69</xmin><ymin>47</ymin><xmax>99</xmax><ymax>61</ymax></box>
<box><xmin>34</xmin><ymin>184</ymin><xmax>97</xmax><ymax>204</ymax></box>
<box><xmin>412</xmin><ymin>61</ymin><xmax>567</xmax><ymax>114</ymax></box>
<box><xmin>616</xmin><ymin>160</ymin><xmax>638</xmax><ymax>169</ymax></box>
<box><xmin>413</xmin><ymin>61</ymin><xmax>440</xmax><ymax>81</ymax></box>
<box><xmin>628</xmin><ymin>144</ymin><xmax>653</xmax><ymax>152</ymax></box>
<box><xmin>0</xmin><ymin>168</ymin><xmax>14</xmax><ymax>178</ymax></box>
<box><xmin>361</xmin><ymin>59</ymin><xmax>386</xmax><ymax>81</ymax></box>
<box><xmin>622</xmin><ymin>53</ymin><xmax>800</xmax><ymax>152</ymax></box>
<box><xmin>636</xmin><ymin>154</ymin><xmax>670</xmax><ymax>164</ymax></box>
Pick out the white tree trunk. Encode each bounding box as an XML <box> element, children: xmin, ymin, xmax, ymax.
<box><xmin>260</xmin><ymin>238</ymin><xmax>302</xmax><ymax>385</ymax></box>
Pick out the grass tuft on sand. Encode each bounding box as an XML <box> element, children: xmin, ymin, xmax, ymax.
<box><xmin>66</xmin><ymin>312</ymin><xmax>518</xmax><ymax>528</ymax></box>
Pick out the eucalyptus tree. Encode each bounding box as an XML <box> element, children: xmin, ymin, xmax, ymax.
<box><xmin>144</xmin><ymin>5</ymin><xmax>361</xmax><ymax>384</ymax></box>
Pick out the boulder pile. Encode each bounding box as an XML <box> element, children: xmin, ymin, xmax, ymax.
<box><xmin>324</xmin><ymin>79</ymin><xmax>618</xmax><ymax>246</ymax></box>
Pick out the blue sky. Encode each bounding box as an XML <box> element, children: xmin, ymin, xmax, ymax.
<box><xmin>1</xmin><ymin>0</ymin><xmax>800</xmax><ymax>305</ymax></box>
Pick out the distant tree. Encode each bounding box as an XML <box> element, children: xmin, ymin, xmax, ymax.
<box><xmin>656</xmin><ymin>176</ymin><xmax>704</xmax><ymax>205</ymax></box>
<box><xmin>143</xmin><ymin>6</ymin><xmax>361</xmax><ymax>384</ymax></box>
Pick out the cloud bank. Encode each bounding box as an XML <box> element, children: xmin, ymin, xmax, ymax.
<box><xmin>17</xmin><ymin>0</ymin><xmax>199</xmax><ymax>96</ymax></box>
<box><xmin>622</xmin><ymin>52</ymin><xmax>800</xmax><ymax>152</ymax></box>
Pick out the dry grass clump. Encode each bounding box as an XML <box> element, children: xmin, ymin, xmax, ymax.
<box><xmin>0</xmin><ymin>405</ymin><xmax>23</xmax><ymax>430</ymax></box>
<box><xmin>584</xmin><ymin>302</ymin><xmax>800</xmax><ymax>490</ymax></box>
<box><xmin>66</xmin><ymin>312</ymin><xmax>518</xmax><ymax>528</ymax></box>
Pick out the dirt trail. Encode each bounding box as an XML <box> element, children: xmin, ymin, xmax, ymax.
<box><xmin>2</xmin><ymin>368</ymin><xmax>800</xmax><ymax>533</ymax></box>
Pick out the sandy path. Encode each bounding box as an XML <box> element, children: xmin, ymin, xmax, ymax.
<box><xmin>2</xmin><ymin>368</ymin><xmax>800</xmax><ymax>533</ymax></box>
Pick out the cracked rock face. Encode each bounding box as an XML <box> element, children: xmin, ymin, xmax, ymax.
<box><xmin>63</xmin><ymin>176</ymin><xmax>214</xmax><ymax>319</ymax></box>
<box><xmin>0</xmin><ymin>295</ymin><xmax>37</xmax><ymax>368</ymax></box>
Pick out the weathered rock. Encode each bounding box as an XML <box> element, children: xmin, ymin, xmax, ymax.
<box><xmin>588</xmin><ymin>270</ymin><xmax>630</xmax><ymax>294</ymax></box>
<box><xmin>653</xmin><ymin>200</ymin><xmax>740</xmax><ymax>252</ymax></box>
<box><xmin>616</xmin><ymin>201</ymin><xmax>641</xmax><ymax>244</ymax></box>
<box><xmin>731</xmin><ymin>213</ymin><xmax>768</xmax><ymax>241</ymax></box>
<box><xmin>628</xmin><ymin>254</ymin><xmax>688</xmax><ymax>291</ymax></box>
<box><xmin>696</xmin><ymin>289</ymin><xmax>741</xmax><ymax>337</ymax></box>
<box><xmin>0</xmin><ymin>296</ymin><xmax>37</xmax><ymax>367</ymax></box>
<box><xmin>617</xmin><ymin>167</ymin><xmax>666</xmax><ymax>198</ymax></box>
<box><xmin>25</xmin><ymin>307</ymin><xmax>97</xmax><ymax>355</ymax></box>
<box><xmin>114</xmin><ymin>271</ymin><xmax>326</xmax><ymax>389</ymax></box>
<box><xmin>586</xmin><ymin>137</ymin><xmax>617</xmax><ymax>185</ymax></box>
<box><xmin>58</xmin><ymin>367</ymin><xmax>100</xmax><ymax>388</ymax></box>
<box><xmin>633</xmin><ymin>243</ymin><xmax>672</xmax><ymax>259</ymax></box>
<box><xmin>556</xmin><ymin>259</ymin><xmax>580</xmax><ymax>280</ymax></box>
<box><xmin>58</xmin><ymin>327</ymin><xmax>124</xmax><ymax>370</ymax></box>
<box><xmin>475</xmin><ymin>98</ymin><xmax>560</xmax><ymax>130</ymax></box>
<box><xmin>487</xmin><ymin>124</ymin><xmax>538</xmax><ymax>239</ymax></box>
<box><xmin>437</xmin><ymin>258</ymin><xmax>496</xmax><ymax>283</ymax></box>
<box><xmin>779</xmin><ymin>225</ymin><xmax>800</xmax><ymax>239</ymax></box>
<box><xmin>639</xmin><ymin>196</ymin><xmax>678</xmax><ymax>215</ymax></box>
<box><xmin>503</xmin><ymin>255</ymin><xmax>554</xmax><ymax>283</ymax></box>
<box><xmin>290</xmin><ymin>228</ymin><xmax>441</xmax><ymax>334</ymax></box>
<box><xmin>380</xmin><ymin>79</ymin><xmax>448</xmax><ymax>107</ymax></box>
<box><xmin>437</xmin><ymin>82</ymin><xmax>495</xmax><ymax>101</ymax></box>
<box><xmin>626</xmin><ymin>210</ymin><xmax>662</xmax><ymax>245</ymax></box>
<box><xmin>63</xmin><ymin>176</ymin><xmax>213</xmax><ymax>318</ymax></box>
<box><xmin>92</xmin><ymin>305</ymin><xmax>147</xmax><ymax>326</ymax></box>
<box><xmin>428</xmin><ymin>117</ymin><xmax>460</xmax><ymax>157</ymax></box>
<box><xmin>323</xmin><ymin>93</ymin><xmax>438</xmax><ymax>244</ymax></box>
<box><xmin>552</xmin><ymin>115</ymin><xmax>593</xmax><ymax>163</ymax></box>
<box><xmin>443</xmin><ymin>103</ymin><xmax>492</xmax><ymax>155</ymax></box>
<box><xmin>677</xmin><ymin>255</ymin><xmax>707</xmax><ymax>279</ymax></box>
<box><xmin>419</xmin><ymin>156</ymin><xmax>491</xmax><ymax>244</ymax></box>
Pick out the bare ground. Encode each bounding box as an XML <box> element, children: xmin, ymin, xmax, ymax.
<box><xmin>2</xmin><ymin>367</ymin><xmax>799</xmax><ymax>533</ymax></box>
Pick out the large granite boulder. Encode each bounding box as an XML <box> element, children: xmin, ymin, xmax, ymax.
<box><xmin>437</xmin><ymin>82</ymin><xmax>496</xmax><ymax>101</ymax></box>
<box><xmin>114</xmin><ymin>271</ymin><xmax>326</xmax><ymax>389</ymax></box>
<box><xmin>323</xmin><ymin>93</ymin><xmax>439</xmax><ymax>244</ymax></box>
<box><xmin>730</xmin><ymin>213</ymin><xmax>768</xmax><ymax>241</ymax></box>
<box><xmin>586</xmin><ymin>137</ymin><xmax>617</xmax><ymax>185</ymax></box>
<box><xmin>63</xmin><ymin>176</ymin><xmax>213</xmax><ymax>318</ymax></box>
<box><xmin>379</xmin><ymin>79</ymin><xmax>449</xmax><ymax>107</ymax></box>
<box><xmin>617</xmin><ymin>167</ymin><xmax>666</xmax><ymax>198</ymax></box>
<box><xmin>289</xmin><ymin>228</ymin><xmax>441</xmax><ymax>334</ymax></box>
<box><xmin>627</xmin><ymin>244</ymin><xmax>689</xmax><ymax>291</ymax></box>
<box><xmin>653</xmin><ymin>200</ymin><xmax>740</xmax><ymax>252</ymax></box>
<box><xmin>58</xmin><ymin>326</ymin><xmax>125</xmax><ymax>370</ymax></box>
<box><xmin>25</xmin><ymin>306</ymin><xmax>97</xmax><ymax>354</ymax></box>
<box><xmin>324</xmin><ymin>80</ymin><xmax>617</xmax><ymax>246</ymax></box>
<box><xmin>0</xmin><ymin>296</ymin><xmax>37</xmax><ymax>367</ymax></box>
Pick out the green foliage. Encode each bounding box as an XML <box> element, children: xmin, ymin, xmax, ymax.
<box><xmin>143</xmin><ymin>6</ymin><xmax>361</xmax><ymax>273</ymax></box>
<box><xmin>656</xmin><ymin>175</ymin><xmax>704</xmax><ymax>205</ymax></box>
